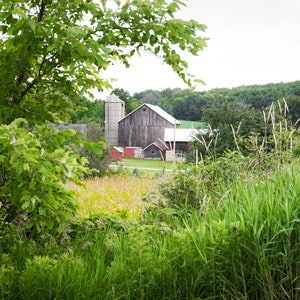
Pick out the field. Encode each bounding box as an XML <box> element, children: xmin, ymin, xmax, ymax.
<box><xmin>109</xmin><ymin>158</ymin><xmax>176</xmax><ymax>175</ymax></box>
<box><xmin>179</xmin><ymin>120</ymin><xmax>207</xmax><ymax>129</ymax></box>
<box><xmin>66</xmin><ymin>175</ymin><xmax>159</xmax><ymax>219</ymax></box>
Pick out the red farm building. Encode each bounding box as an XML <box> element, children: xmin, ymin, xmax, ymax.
<box><xmin>109</xmin><ymin>147</ymin><xmax>123</xmax><ymax>162</ymax></box>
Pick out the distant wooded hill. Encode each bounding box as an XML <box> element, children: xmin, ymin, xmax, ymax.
<box><xmin>71</xmin><ymin>81</ymin><xmax>300</xmax><ymax>124</ymax></box>
<box><xmin>133</xmin><ymin>81</ymin><xmax>300</xmax><ymax>121</ymax></box>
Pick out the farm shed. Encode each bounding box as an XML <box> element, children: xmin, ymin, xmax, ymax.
<box><xmin>123</xmin><ymin>147</ymin><xmax>143</xmax><ymax>158</ymax></box>
<box><xmin>118</xmin><ymin>103</ymin><xmax>180</xmax><ymax>149</ymax></box>
<box><xmin>164</xmin><ymin>128</ymin><xmax>208</xmax><ymax>160</ymax></box>
<box><xmin>110</xmin><ymin>147</ymin><xmax>123</xmax><ymax>162</ymax></box>
<box><xmin>143</xmin><ymin>142</ymin><xmax>167</xmax><ymax>160</ymax></box>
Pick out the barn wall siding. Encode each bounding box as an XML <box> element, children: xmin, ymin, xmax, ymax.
<box><xmin>118</xmin><ymin>106</ymin><xmax>174</xmax><ymax>148</ymax></box>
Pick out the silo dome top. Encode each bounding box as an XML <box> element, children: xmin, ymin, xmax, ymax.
<box><xmin>105</xmin><ymin>93</ymin><xmax>124</xmax><ymax>103</ymax></box>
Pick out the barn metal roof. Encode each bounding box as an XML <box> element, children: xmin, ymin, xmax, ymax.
<box><xmin>145</xmin><ymin>104</ymin><xmax>180</xmax><ymax>125</ymax></box>
<box><xmin>111</xmin><ymin>146</ymin><xmax>123</xmax><ymax>153</ymax></box>
<box><xmin>164</xmin><ymin>128</ymin><xmax>208</xmax><ymax>142</ymax></box>
<box><xmin>118</xmin><ymin>103</ymin><xmax>180</xmax><ymax>125</ymax></box>
<box><xmin>143</xmin><ymin>142</ymin><xmax>167</xmax><ymax>151</ymax></box>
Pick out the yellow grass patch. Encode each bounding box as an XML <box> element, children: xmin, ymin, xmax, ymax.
<box><xmin>66</xmin><ymin>175</ymin><xmax>157</xmax><ymax>218</ymax></box>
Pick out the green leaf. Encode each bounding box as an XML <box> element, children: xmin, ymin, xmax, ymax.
<box><xmin>150</xmin><ymin>35</ymin><xmax>157</xmax><ymax>46</ymax></box>
<box><xmin>23</xmin><ymin>163</ymin><xmax>30</xmax><ymax>171</ymax></box>
<box><xmin>194</xmin><ymin>78</ymin><xmax>206</xmax><ymax>85</ymax></box>
<box><xmin>142</xmin><ymin>33</ymin><xmax>149</xmax><ymax>43</ymax></box>
<box><xmin>39</xmin><ymin>207</ymin><xmax>45</xmax><ymax>216</ymax></box>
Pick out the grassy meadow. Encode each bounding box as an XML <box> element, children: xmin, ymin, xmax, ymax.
<box><xmin>109</xmin><ymin>158</ymin><xmax>175</xmax><ymax>176</ymax></box>
<box><xmin>66</xmin><ymin>175</ymin><xmax>159</xmax><ymax>219</ymax></box>
<box><xmin>179</xmin><ymin>120</ymin><xmax>207</xmax><ymax>129</ymax></box>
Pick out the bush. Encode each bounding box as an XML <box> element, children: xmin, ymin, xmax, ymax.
<box><xmin>79</xmin><ymin>123</ymin><xmax>111</xmax><ymax>177</ymax></box>
<box><xmin>0</xmin><ymin>119</ymin><xmax>88</xmax><ymax>234</ymax></box>
<box><xmin>79</xmin><ymin>146</ymin><xmax>111</xmax><ymax>177</ymax></box>
<box><xmin>160</xmin><ymin>151</ymin><xmax>251</xmax><ymax>210</ymax></box>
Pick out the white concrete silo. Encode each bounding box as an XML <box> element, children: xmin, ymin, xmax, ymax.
<box><xmin>105</xmin><ymin>93</ymin><xmax>125</xmax><ymax>145</ymax></box>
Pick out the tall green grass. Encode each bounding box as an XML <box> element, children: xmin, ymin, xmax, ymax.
<box><xmin>1</xmin><ymin>160</ymin><xmax>300</xmax><ymax>299</ymax></box>
<box><xmin>189</xmin><ymin>163</ymin><xmax>300</xmax><ymax>299</ymax></box>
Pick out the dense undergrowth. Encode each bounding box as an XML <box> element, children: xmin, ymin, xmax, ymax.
<box><xmin>1</xmin><ymin>103</ymin><xmax>300</xmax><ymax>299</ymax></box>
<box><xmin>1</xmin><ymin>152</ymin><xmax>300</xmax><ymax>299</ymax></box>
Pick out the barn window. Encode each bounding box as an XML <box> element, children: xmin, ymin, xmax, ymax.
<box><xmin>151</xmin><ymin>150</ymin><xmax>155</xmax><ymax>154</ymax></box>
<box><xmin>175</xmin><ymin>150</ymin><xmax>185</xmax><ymax>158</ymax></box>
<box><xmin>142</xmin><ymin>107</ymin><xmax>147</xmax><ymax>114</ymax></box>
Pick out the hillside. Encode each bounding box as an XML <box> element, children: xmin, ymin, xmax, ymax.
<box><xmin>71</xmin><ymin>81</ymin><xmax>300</xmax><ymax>124</ymax></box>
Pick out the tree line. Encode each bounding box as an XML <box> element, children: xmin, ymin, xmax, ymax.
<box><xmin>72</xmin><ymin>80</ymin><xmax>300</xmax><ymax>126</ymax></box>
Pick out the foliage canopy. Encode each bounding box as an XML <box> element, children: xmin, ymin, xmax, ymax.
<box><xmin>0</xmin><ymin>0</ymin><xmax>207</xmax><ymax>125</ymax></box>
<box><xmin>0</xmin><ymin>0</ymin><xmax>207</xmax><ymax>233</ymax></box>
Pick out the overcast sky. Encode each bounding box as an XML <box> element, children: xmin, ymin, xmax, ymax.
<box><xmin>100</xmin><ymin>0</ymin><xmax>300</xmax><ymax>96</ymax></box>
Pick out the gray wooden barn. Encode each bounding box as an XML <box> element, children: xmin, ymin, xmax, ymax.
<box><xmin>118</xmin><ymin>103</ymin><xmax>180</xmax><ymax>149</ymax></box>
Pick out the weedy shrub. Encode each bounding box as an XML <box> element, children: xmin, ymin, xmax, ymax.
<box><xmin>293</xmin><ymin>142</ymin><xmax>300</xmax><ymax>157</ymax></box>
<box><xmin>75</xmin><ymin>123</ymin><xmax>111</xmax><ymax>178</ymax></box>
<box><xmin>79</xmin><ymin>147</ymin><xmax>111</xmax><ymax>177</ymax></box>
<box><xmin>162</xmin><ymin>100</ymin><xmax>298</xmax><ymax>210</ymax></box>
<box><xmin>21</xmin><ymin>256</ymin><xmax>62</xmax><ymax>299</ymax></box>
<box><xmin>159</xmin><ymin>151</ymin><xmax>258</xmax><ymax>210</ymax></box>
<box><xmin>0</xmin><ymin>119</ymin><xmax>89</xmax><ymax>235</ymax></box>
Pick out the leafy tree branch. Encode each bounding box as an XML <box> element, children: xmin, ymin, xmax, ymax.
<box><xmin>0</xmin><ymin>0</ymin><xmax>207</xmax><ymax>234</ymax></box>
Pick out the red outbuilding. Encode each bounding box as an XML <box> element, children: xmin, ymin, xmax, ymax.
<box><xmin>123</xmin><ymin>147</ymin><xmax>143</xmax><ymax>158</ymax></box>
<box><xmin>109</xmin><ymin>147</ymin><xmax>123</xmax><ymax>162</ymax></box>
